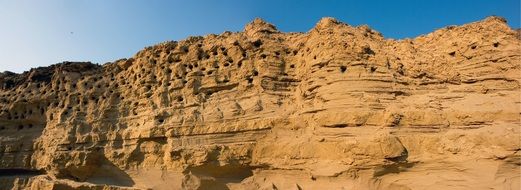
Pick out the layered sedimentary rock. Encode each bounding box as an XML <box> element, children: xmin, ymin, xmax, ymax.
<box><xmin>0</xmin><ymin>16</ymin><xmax>520</xmax><ymax>190</ymax></box>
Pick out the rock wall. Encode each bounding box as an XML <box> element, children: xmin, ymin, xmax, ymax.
<box><xmin>0</xmin><ymin>16</ymin><xmax>520</xmax><ymax>190</ymax></box>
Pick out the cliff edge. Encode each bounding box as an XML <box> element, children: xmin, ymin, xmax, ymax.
<box><xmin>0</xmin><ymin>16</ymin><xmax>520</xmax><ymax>190</ymax></box>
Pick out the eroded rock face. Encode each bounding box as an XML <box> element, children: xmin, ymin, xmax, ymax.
<box><xmin>0</xmin><ymin>16</ymin><xmax>520</xmax><ymax>190</ymax></box>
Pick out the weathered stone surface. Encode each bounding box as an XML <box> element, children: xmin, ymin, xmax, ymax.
<box><xmin>0</xmin><ymin>16</ymin><xmax>520</xmax><ymax>190</ymax></box>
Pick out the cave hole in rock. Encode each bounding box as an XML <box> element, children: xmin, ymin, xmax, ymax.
<box><xmin>17</xmin><ymin>125</ymin><xmax>23</xmax><ymax>130</ymax></box>
<box><xmin>260</xmin><ymin>54</ymin><xmax>267</xmax><ymax>59</ymax></box>
<box><xmin>370</xmin><ymin>66</ymin><xmax>377</xmax><ymax>72</ymax></box>
<box><xmin>471</xmin><ymin>45</ymin><xmax>477</xmax><ymax>49</ymax></box>
<box><xmin>247</xmin><ymin>78</ymin><xmax>253</xmax><ymax>84</ymax></box>
<box><xmin>224</xmin><ymin>62</ymin><xmax>230</xmax><ymax>67</ymax></box>
<box><xmin>290</xmin><ymin>64</ymin><xmax>295</xmax><ymax>69</ymax></box>
<box><xmin>493</xmin><ymin>42</ymin><xmax>499</xmax><ymax>48</ymax></box>
<box><xmin>253</xmin><ymin>70</ymin><xmax>259</xmax><ymax>76</ymax></box>
<box><xmin>313</xmin><ymin>55</ymin><xmax>317</xmax><ymax>60</ymax></box>
<box><xmin>237</xmin><ymin>61</ymin><xmax>243</xmax><ymax>68</ymax></box>
<box><xmin>0</xmin><ymin>126</ymin><xmax>5</xmax><ymax>130</ymax></box>
<box><xmin>177</xmin><ymin>96</ymin><xmax>184</xmax><ymax>102</ymax></box>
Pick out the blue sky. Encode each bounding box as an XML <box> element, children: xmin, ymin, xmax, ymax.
<box><xmin>0</xmin><ymin>0</ymin><xmax>519</xmax><ymax>73</ymax></box>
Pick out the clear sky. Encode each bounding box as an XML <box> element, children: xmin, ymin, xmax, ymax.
<box><xmin>1</xmin><ymin>0</ymin><xmax>519</xmax><ymax>73</ymax></box>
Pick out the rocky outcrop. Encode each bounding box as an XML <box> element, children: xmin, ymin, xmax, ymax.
<box><xmin>0</xmin><ymin>16</ymin><xmax>520</xmax><ymax>190</ymax></box>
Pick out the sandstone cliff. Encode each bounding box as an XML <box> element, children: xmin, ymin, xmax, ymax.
<box><xmin>0</xmin><ymin>16</ymin><xmax>520</xmax><ymax>190</ymax></box>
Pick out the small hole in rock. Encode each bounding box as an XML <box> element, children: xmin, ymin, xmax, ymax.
<box><xmin>340</xmin><ymin>66</ymin><xmax>347</xmax><ymax>73</ymax></box>
<box><xmin>493</xmin><ymin>42</ymin><xmax>499</xmax><ymax>48</ymax></box>
<box><xmin>448</xmin><ymin>51</ymin><xmax>456</xmax><ymax>56</ymax></box>
<box><xmin>253</xmin><ymin>40</ymin><xmax>262</xmax><ymax>48</ymax></box>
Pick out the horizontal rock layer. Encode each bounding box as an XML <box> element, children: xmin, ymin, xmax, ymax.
<box><xmin>0</xmin><ymin>16</ymin><xmax>520</xmax><ymax>190</ymax></box>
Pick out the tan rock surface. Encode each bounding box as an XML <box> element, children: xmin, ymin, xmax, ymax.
<box><xmin>0</xmin><ymin>16</ymin><xmax>520</xmax><ymax>190</ymax></box>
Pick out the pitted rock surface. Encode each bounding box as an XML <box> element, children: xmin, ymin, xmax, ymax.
<box><xmin>0</xmin><ymin>17</ymin><xmax>520</xmax><ymax>190</ymax></box>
